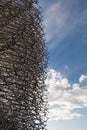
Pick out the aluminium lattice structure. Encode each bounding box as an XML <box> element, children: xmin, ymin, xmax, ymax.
<box><xmin>0</xmin><ymin>0</ymin><xmax>48</xmax><ymax>130</ymax></box>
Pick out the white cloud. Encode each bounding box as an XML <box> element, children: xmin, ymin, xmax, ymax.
<box><xmin>45</xmin><ymin>69</ymin><xmax>87</xmax><ymax>120</ymax></box>
<box><xmin>44</xmin><ymin>1</ymin><xmax>70</xmax><ymax>42</ymax></box>
<box><xmin>43</xmin><ymin>0</ymin><xmax>87</xmax><ymax>49</ymax></box>
<box><xmin>49</xmin><ymin>107</ymin><xmax>81</xmax><ymax>120</ymax></box>
<box><xmin>79</xmin><ymin>75</ymin><xmax>87</xmax><ymax>83</ymax></box>
<box><xmin>45</xmin><ymin>69</ymin><xmax>70</xmax><ymax>89</ymax></box>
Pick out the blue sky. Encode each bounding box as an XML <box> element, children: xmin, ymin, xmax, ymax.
<box><xmin>39</xmin><ymin>0</ymin><xmax>87</xmax><ymax>130</ymax></box>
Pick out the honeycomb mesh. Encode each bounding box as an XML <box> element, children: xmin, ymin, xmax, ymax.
<box><xmin>0</xmin><ymin>0</ymin><xmax>48</xmax><ymax>129</ymax></box>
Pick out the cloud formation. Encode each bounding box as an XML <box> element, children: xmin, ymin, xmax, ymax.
<box><xmin>45</xmin><ymin>69</ymin><xmax>87</xmax><ymax>120</ymax></box>
<box><xmin>43</xmin><ymin>0</ymin><xmax>87</xmax><ymax>48</ymax></box>
<box><xmin>79</xmin><ymin>75</ymin><xmax>87</xmax><ymax>83</ymax></box>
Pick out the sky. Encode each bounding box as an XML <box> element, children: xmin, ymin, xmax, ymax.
<box><xmin>39</xmin><ymin>0</ymin><xmax>87</xmax><ymax>130</ymax></box>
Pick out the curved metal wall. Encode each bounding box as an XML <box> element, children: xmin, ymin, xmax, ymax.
<box><xmin>0</xmin><ymin>0</ymin><xmax>48</xmax><ymax>129</ymax></box>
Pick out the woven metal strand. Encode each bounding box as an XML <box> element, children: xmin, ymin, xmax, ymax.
<box><xmin>0</xmin><ymin>0</ymin><xmax>48</xmax><ymax>129</ymax></box>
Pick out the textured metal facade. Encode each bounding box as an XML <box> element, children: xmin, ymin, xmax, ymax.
<box><xmin>0</xmin><ymin>0</ymin><xmax>48</xmax><ymax>129</ymax></box>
